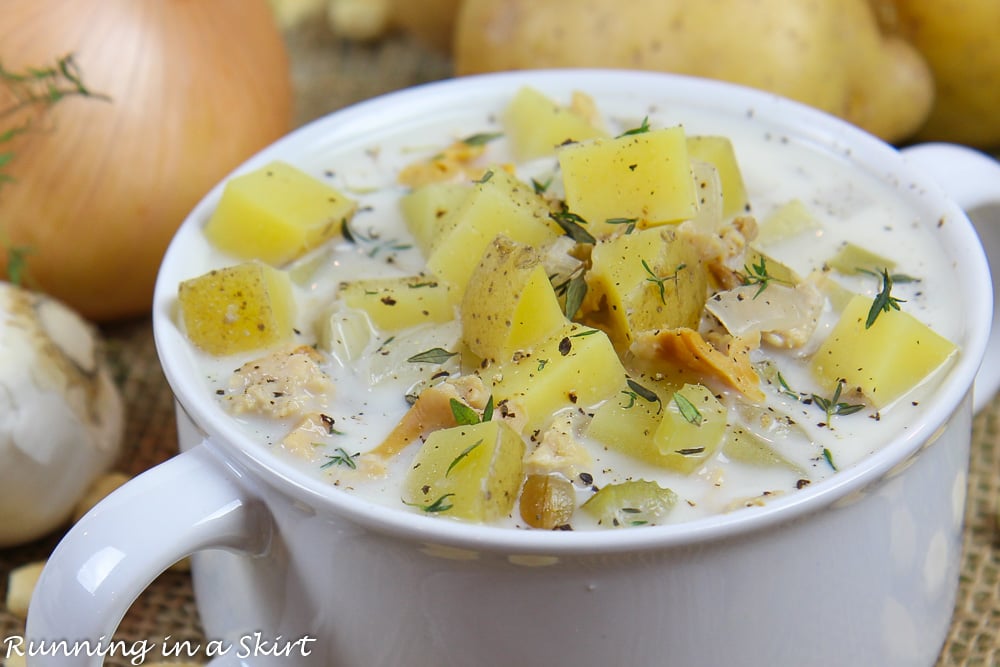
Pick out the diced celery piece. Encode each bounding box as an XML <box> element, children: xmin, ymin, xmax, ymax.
<box><xmin>811</xmin><ymin>293</ymin><xmax>957</xmax><ymax>406</ymax></box>
<box><xmin>826</xmin><ymin>242</ymin><xmax>897</xmax><ymax>275</ymax></box>
<box><xmin>722</xmin><ymin>426</ymin><xmax>802</xmax><ymax>472</ymax></box>
<box><xmin>204</xmin><ymin>160</ymin><xmax>355</xmax><ymax>265</ymax></box>
<box><xmin>178</xmin><ymin>261</ymin><xmax>295</xmax><ymax>355</ymax></box>
<box><xmin>653</xmin><ymin>384</ymin><xmax>728</xmax><ymax>474</ymax></box>
<box><xmin>403</xmin><ymin>420</ymin><xmax>525</xmax><ymax>523</ymax></box>
<box><xmin>581</xmin><ymin>480</ymin><xmax>677</xmax><ymax>527</ymax></box>
<box><xmin>756</xmin><ymin>199</ymin><xmax>820</xmax><ymax>246</ymax></box>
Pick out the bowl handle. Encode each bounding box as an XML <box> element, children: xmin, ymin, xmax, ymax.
<box><xmin>23</xmin><ymin>443</ymin><xmax>270</xmax><ymax>666</ymax></box>
<box><xmin>901</xmin><ymin>143</ymin><xmax>1000</xmax><ymax>412</ymax></box>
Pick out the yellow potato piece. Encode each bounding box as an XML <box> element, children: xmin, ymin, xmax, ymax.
<box><xmin>811</xmin><ymin>293</ymin><xmax>957</xmax><ymax>407</ymax></box>
<box><xmin>486</xmin><ymin>323</ymin><xmax>626</xmax><ymax>430</ymax></box>
<box><xmin>686</xmin><ymin>135</ymin><xmax>749</xmax><ymax>220</ymax></box>
<box><xmin>6</xmin><ymin>560</ymin><xmax>46</xmax><ymax>619</ymax></box>
<box><xmin>426</xmin><ymin>168</ymin><xmax>562</xmax><ymax>293</ymax></box>
<box><xmin>399</xmin><ymin>181</ymin><xmax>472</xmax><ymax>254</ymax></box>
<box><xmin>404</xmin><ymin>420</ymin><xmax>525</xmax><ymax>522</ymax></box>
<box><xmin>503</xmin><ymin>86</ymin><xmax>609</xmax><ymax>161</ymax></box>
<box><xmin>558</xmin><ymin>126</ymin><xmax>697</xmax><ymax>236</ymax></box>
<box><xmin>582</xmin><ymin>227</ymin><xmax>707</xmax><ymax>352</ymax></box>
<box><xmin>461</xmin><ymin>236</ymin><xmax>568</xmax><ymax>362</ymax></box>
<box><xmin>178</xmin><ymin>261</ymin><xmax>295</xmax><ymax>356</ymax></box>
<box><xmin>204</xmin><ymin>160</ymin><xmax>356</xmax><ymax>265</ymax></box>
<box><xmin>340</xmin><ymin>275</ymin><xmax>455</xmax><ymax>331</ymax></box>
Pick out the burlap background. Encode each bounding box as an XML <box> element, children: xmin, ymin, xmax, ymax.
<box><xmin>1</xmin><ymin>19</ymin><xmax>997</xmax><ymax>667</ymax></box>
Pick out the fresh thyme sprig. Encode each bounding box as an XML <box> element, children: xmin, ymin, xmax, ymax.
<box><xmin>340</xmin><ymin>218</ymin><xmax>412</xmax><ymax>257</ymax></box>
<box><xmin>811</xmin><ymin>379</ymin><xmax>864</xmax><ymax>425</ymax></box>
<box><xmin>741</xmin><ymin>256</ymin><xmax>790</xmax><ymax>298</ymax></box>
<box><xmin>618</xmin><ymin>117</ymin><xmax>651</xmax><ymax>137</ymax></box>
<box><xmin>864</xmin><ymin>267</ymin><xmax>907</xmax><ymax>328</ymax></box>
<box><xmin>550</xmin><ymin>207</ymin><xmax>596</xmax><ymax>244</ymax></box>
<box><xmin>642</xmin><ymin>259</ymin><xmax>687</xmax><ymax>305</ymax></box>
<box><xmin>407</xmin><ymin>347</ymin><xmax>458</xmax><ymax>364</ymax></box>
<box><xmin>320</xmin><ymin>447</ymin><xmax>359</xmax><ymax>470</ymax></box>
<box><xmin>622</xmin><ymin>378</ymin><xmax>663</xmax><ymax>413</ymax></box>
<box><xmin>446</xmin><ymin>438</ymin><xmax>483</xmax><ymax>477</ymax></box>
<box><xmin>404</xmin><ymin>493</ymin><xmax>455</xmax><ymax>513</ymax></box>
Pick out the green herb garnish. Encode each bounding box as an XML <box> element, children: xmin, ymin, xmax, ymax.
<box><xmin>865</xmin><ymin>267</ymin><xmax>906</xmax><ymax>329</ymax></box>
<box><xmin>606</xmin><ymin>217</ymin><xmax>638</xmax><ymax>234</ymax></box>
<box><xmin>551</xmin><ymin>208</ymin><xmax>596</xmax><ymax>244</ymax></box>
<box><xmin>741</xmin><ymin>256</ymin><xmax>789</xmax><ymax>298</ymax></box>
<box><xmin>449</xmin><ymin>398</ymin><xmax>481</xmax><ymax>426</ymax></box>
<box><xmin>618</xmin><ymin>117</ymin><xmax>651</xmax><ymax>137</ymax></box>
<box><xmin>320</xmin><ymin>447</ymin><xmax>359</xmax><ymax>470</ymax></box>
<box><xmin>822</xmin><ymin>448</ymin><xmax>837</xmax><ymax>471</ymax></box>
<box><xmin>672</xmin><ymin>392</ymin><xmax>703</xmax><ymax>426</ymax></box>
<box><xmin>625</xmin><ymin>378</ymin><xmax>662</xmax><ymax>413</ymax></box>
<box><xmin>811</xmin><ymin>380</ymin><xmax>864</xmax><ymax>425</ymax></box>
<box><xmin>642</xmin><ymin>259</ymin><xmax>686</xmax><ymax>305</ymax></box>
<box><xmin>404</xmin><ymin>493</ymin><xmax>456</xmax><ymax>513</ymax></box>
<box><xmin>446</xmin><ymin>439</ymin><xmax>483</xmax><ymax>477</ymax></box>
<box><xmin>407</xmin><ymin>347</ymin><xmax>458</xmax><ymax>364</ymax></box>
<box><xmin>461</xmin><ymin>131</ymin><xmax>503</xmax><ymax>147</ymax></box>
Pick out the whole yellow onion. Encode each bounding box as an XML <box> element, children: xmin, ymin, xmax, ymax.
<box><xmin>0</xmin><ymin>0</ymin><xmax>293</xmax><ymax>321</ymax></box>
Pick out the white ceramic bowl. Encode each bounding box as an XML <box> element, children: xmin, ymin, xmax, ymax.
<box><xmin>26</xmin><ymin>70</ymin><xmax>1000</xmax><ymax>667</ymax></box>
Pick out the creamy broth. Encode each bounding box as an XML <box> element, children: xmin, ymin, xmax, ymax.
<box><xmin>184</xmin><ymin>93</ymin><xmax>962</xmax><ymax>530</ymax></box>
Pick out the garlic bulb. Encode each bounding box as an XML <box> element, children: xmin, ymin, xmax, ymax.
<box><xmin>0</xmin><ymin>282</ymin><xmax>124</xmax><ymax>547</ymax></box>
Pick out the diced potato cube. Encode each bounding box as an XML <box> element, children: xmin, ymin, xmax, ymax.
<box><xmin>686</xmin><ymin>135</ymin><xmax>749</xmax><ymax>220</ymax></box>
<box><xmin>204</xmin><ymin>160</ymin><xmax>356</xmax><ymax>265</ymax></box>
<box><xmin>723</xmin><ymin>426</ymin><xmax>802</xmax><ymax>472</ymax></box>
<box><xmin>586</xmin><ymin>381</ymin><xmax>665</xmax><ymax>461</ymax></box>
<box><xmin>178</xmin><ymin>261</ymin><xmax>295</xmax><ymax>355</ymax></box>
<box><xmin>581</xmin><ymin>480</ymin><xmax>677</xmax><ymax>527</ymax></box>
<box><xmin>339</xmin><ymin>275</ymin><xmax>454</xmax><ymax>331</ymax></box>
<box><xmin>811</xmin><ymin>294</ymin><xmax>957</xmax><ymax>406</ymax></box>
<box><xmin>461</xmin><ymin>236</ymin><xmax>568</xmax><ymax>362</ymax></box>
<box><xmin>653</xmin><ymin>384</ymin><xmax>728</xmax><ymax>474</ymax></box>
<box><xmin>756</xmin><ymin>198</ymin><xmax>821</xmax><ymax>246</ymax></box>
<box><xmin>426</xmin><ymin>168</ymin><xmax>562</xmax><ymax>294</ymax></box>
<box><xmin>582</xmin><ymin>227</ymin><xmax>707</xmax><ymax>352</ymax></box>
<box><xmin>486</xmin><ymin>323</ymin><xmax>626</xmax><ymax>430</ymax></box>
<box><xmin>558</xmin><ymin>126</ymin><xmax>697</xmax><ymax>236</ymax></box>
<box><xmin>403</xmin><ymin>420</ymin><xmax>525</xmax><ymax>523</ymax></box>
<box><xmin>399</xmin><ymin>181</ymin><xmax>472</xmax><ymax>254</ymax></box>
<box><xmin>503</xmin><ymin>86</ymin><xmax>609</xmax><ymax>161</ymax></box>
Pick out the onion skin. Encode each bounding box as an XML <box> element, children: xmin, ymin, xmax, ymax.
<box><xmin>0</xmin><ymin>0</ymin><xmax>294</xmax><ymax>321</ymax></box>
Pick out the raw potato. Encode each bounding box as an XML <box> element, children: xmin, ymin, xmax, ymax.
<box><xmin>6</xmin><ymin>560</ymin><xmax>46</xmax><ymax>619</ymax></box>
<box><xmin>889</xmin><ymin>0</ymin><xmax>1000</xmax><ymax>147</ymax></box>
<box><xmin>454</xmin><ymin>0</ymin><xmax>933</xmax><ymax>143</ymax></box>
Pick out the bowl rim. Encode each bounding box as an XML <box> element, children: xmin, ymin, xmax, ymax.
<box><xmin>152</xmin><ymin>68</ymin><xmax>990</xmax><ymax>556</ymax></box>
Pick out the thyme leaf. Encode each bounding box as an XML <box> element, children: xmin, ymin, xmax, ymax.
<box><xmin>320</xmin><ymin>447</ymin><xmax>359</xmax><ymax>470</ymax></box>
<box><xmin>625</xmin><ymin>378</ymin><xmax>662</xmax><ymax>413</ymax></box>
<box><xmin>811</xmin><ymin>379</ymin><xmax>864</xmax><ymax>425</ymax></box>
<box><xmin>606</xmin><ymin>217</ymin><xmax>638</xmax><ymax>234</ymax></box>
<box><xmin>446</xmin><ymin>439</ymin><xmax>483</xmax><ymax>477</ymax></box>
<box><xmin>618</xmin><ymin>117</ymin><xmax>651</xmax><ymax>137</ymax></box>
<box><xmin>551</xmin><ymin>208</ymin><xmax>596</xmax><ymax>244</ymax></box>
<box><xmin>563</xmin><ymin>272</ymin><xmax>588</xmax><ymax>319</ymax></box>
<box><xmin>450</xmin><ymin>398</ymin><xmax>481</xmax><ymax>426</ymax></box>
<box><xmin>865</xmin><ymin>267</ymin><xmax>906</xmax><ymax>328</ymax></box>
<box><xmin>741</xmin><ymin>256</ymin><xmax>789</xmax><ymax>298</ymax></box>
<box><xmin>672</xmin><ymin>392</ymin><xmax>703</xmax><ymax>426</ymax></box>
<box><xmin>461</xmin><ymin>131</ymin><xmax>503</xmax><ymax>147</ymax></box>
<box><xmin>407</xmin><ymin>347</ymin><xmax>458</xmax><ymax>364</ymax></box>
<box><xmin>404</xmin><ymin>493</ymin><xmax>455</xmax><ymax>513</ymax></box>
<box><xmin>642</xmin><ymin>259</ymin><xmax>686</xmax><ymax>305</ymax></box>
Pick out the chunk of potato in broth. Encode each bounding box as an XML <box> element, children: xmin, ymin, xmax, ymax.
<box><xmin>404</xmin><ymin>420</ymin><xmax>525</xmax><ymax>522</ymax></box>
